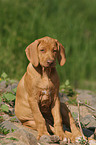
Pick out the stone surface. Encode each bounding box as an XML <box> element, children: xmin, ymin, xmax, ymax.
<box><xmin>1</xmin><ymin>120</ymin><xmax>19</xmax><ymax>133</ymax></box>
<box><xmin>50</xmin><ymin>135</ymin><xmax>60</xmax><ymax>143</ymax></box>
<box><xmin>39</xmin><ymin>135</ymin><xmax>60</xmax><ymax>143</ymax></box>
<box><xmin>81</xmin><ymin>115</ymin><xmax>96</xmax><ymax>128</ymax></box>
<box><xmin>39</xmin><ymin>135</ymin><xmax>52</xmax><ymax>143</ymax></box>
<box><xmin>1</xmin><ymin>128</ymin><xmax>38</xmax><ymax>145</ymax></box>
<box><xmin>2</xmin><ymin>114</ymin><xmax>10</xmax><ymax>121</ymax></box>
<box><xmin>0</xmin><ymin>81</ymin><xmax>96</xmax><ymax>145</ymax></box>
<box><xmin>69</xmin><ymin>105</ymin><xmax>91</xmax><ymax>118</ymax></box>
<box><xmin>60</xmin><ymin>142</ymin><xmax>80</xmax><ymax>145</ymax></box>
<box><xmin>76</xmin><ymin>89</ymin><xmax>96</xmax><ymax>111</ymax></box>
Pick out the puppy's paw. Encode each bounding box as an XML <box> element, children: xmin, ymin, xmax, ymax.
<box><xmin>63</xmin><ymin>137</ymin><xmax>68</xmax><ymax>144</ymax></box>
<box><xmin>55</xmin><ymin>126</ymin><xmax>67</xmax><ymax>140</ymax></box>
<box><xmin>37</xmin><ymin>131</ymin><xmax>49</xmax><ymax>140</ymax></box>
<box><xmin>55</xmin><ymin>131</ymin><xmax>67</xmax><ymax>141</ymax></box>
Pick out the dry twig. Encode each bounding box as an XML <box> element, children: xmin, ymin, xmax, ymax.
<box><xmin>77</xmin><ymin>100</ymin><xmax>86</xmax><ymax>141</ymax></box>
<box><xmin>79</xmin><ymin>101</ymin><xmax>95</xmax><ymax>111</ymax></box>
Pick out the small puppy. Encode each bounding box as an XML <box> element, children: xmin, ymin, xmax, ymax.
<box><xmin>15</xmin><ymin>36</ymin><xmax>82</xmax><ymax>142</ymax></box>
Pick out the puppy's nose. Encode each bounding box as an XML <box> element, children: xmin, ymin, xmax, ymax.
<box><xmin>47</xmin><ymin>60</ymin><xmax>54</xmax><ymax>65</ymax></box>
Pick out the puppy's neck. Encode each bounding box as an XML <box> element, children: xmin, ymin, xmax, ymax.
<box><xmin>42</xmin><ymin>67</ymin><xmax>52</xmax><ymax>77</ymax></box>
<box><xmin>32</xmin><ymin>64</ymin><xmax>52</xmax><ymax>77</ymax></box>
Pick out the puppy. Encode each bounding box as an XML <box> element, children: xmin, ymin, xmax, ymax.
<box><xmin>15</xmin><ymin>36</ymin><xmax>82</xmax><ymax>142</ymax></box>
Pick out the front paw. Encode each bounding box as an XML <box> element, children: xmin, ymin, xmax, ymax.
<box><xmin>37</xmin><ymin>131</ymin><xmax>49</xmax><ymax>140</ymax></box>
<box><xmin>55</xmin><ymin>126</ymin><xmax>67</xmax><ymax>140</ymax></box>
<box><xmin>37</xmin><ymin>126</ymin><xmax>49</xmax><ymax>140</ymax></box>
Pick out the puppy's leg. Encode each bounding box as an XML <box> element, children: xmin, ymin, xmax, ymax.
<box><xmin>51</xmin><ymin>97</ymin><xmax>67</xmax><ymax>140</ymax></box>
<box><xmin>23</xmin><ymin>120</ymin><xmax>55</xmax><ymax>134</ymax></box>
<box><xmin>60</xmin><ymin>103</ymin><xmax>82</xmax><ymax>142</ymax></box>
<box><xmin>23</xmin><ymin>120</ymin><xmax>37</xmax><ymax>130</ymax></box>
<box><xmin>60</xmin><ymin>103</ymin><xmax>70</xmax><ymax>129</ymax></box>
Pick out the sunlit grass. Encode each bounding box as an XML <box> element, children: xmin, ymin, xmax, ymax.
<box><xmin>0</xmin><ymin>0</ymin><xmax>96</xmax><ymax>90</ymax></box>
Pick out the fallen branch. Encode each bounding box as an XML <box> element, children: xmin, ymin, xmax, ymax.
<box><xmin>77</xmin><ymin>100</ymin><xmax>86</xmax><ymax>141</ymax></box>
<box><xmin>79</xmin><ymin>101</ymin><xmax>95</xmax><ymax>111</ymax></box>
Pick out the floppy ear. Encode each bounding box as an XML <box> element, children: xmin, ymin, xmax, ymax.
<box><xmin>25</xmin><ymin>40</ymin><xmax>39</xmax><ymax>67</ymax></box>
<box><xmin>56</xmin><ymin>40</ymin><xmax>66</xmax><ymax>66</ymax></box>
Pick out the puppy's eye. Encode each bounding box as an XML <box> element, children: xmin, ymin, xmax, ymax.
<box><xmin>40</xmin><ymin>49</ymin><xmax>45</xmax><ymax>52</ymax></box>
<box><xmin>53</xmin><ymin>49</ymin><xmax>57</xmax><ymax>53</ymax></box>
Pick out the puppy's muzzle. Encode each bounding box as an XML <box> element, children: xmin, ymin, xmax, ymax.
<box><xmin>47</xmin><ymin>60</ymin><xmax>55</xmax><ymax>67</ymax></box>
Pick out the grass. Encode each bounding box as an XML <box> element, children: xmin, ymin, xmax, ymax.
<box><xmin>60</xmin><ymin>80</ymin><xmax>78</xmax><ymax>105</ymax></box>
<box><xmin>0</xmin><ymin>0</ymin><xmax>96</xmax><ymax>90</ymax></box>
<box><xmin>6</xmin><ymin>137</ymin><xmax>19</xmax><ymax>141</ymax></box>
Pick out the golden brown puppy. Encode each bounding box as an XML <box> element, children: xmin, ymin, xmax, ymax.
<box><xmin>15</xmin><ymin>36</ymin><xmax>82</xmax><ymax>142</ymax></box>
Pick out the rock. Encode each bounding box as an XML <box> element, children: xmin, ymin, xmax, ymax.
<box><xmin>1</xmin><ymin>89</ymin><xmax>96</xmax><ymax>145</ymax></box>
<box><xmin>76</xmin><ymin>89</ymin><xmax>96</xmax><ymax>111</ymax></box>
<box><xmin>60</xmin><ymin>143</ymin><xmax>79</xmax><ymax>145</ymax></box>
<box><xmin>2</xmin><ymin>114</ymin><xmax>11</xmax><ymax>121</ymax></box>
<box><xmin>0</xmin><ymin>121</ymin><xmax>18</xmax><ymax>133</ymax></box>
<box><xmin>50</xmin><ymin>135</ymin><xmax>60</xmax><ymax>143</ymax></box>
<box><xmin>14</xmin><ymin>122</ymin><xmax>38</xmax><ymax>138</ymax></box>
<box><xmin>1</xmin><ymin>137</ymin><xmax>27</xmax><ymax>145</ymax></box>
<box><xmin>4</xmin><ymin>143</ymin><xmax>16</xmax><ymax>145</ymax></box>
<box><xmin>9</xmin><ymin>116</ymin><xmax>21</xmax><ymax>123</ymax></box>
<box><xmin>40</xmin><ymin>135</ymin><xmax>60</xmax><ymax>144</ymax></box>
<box><xmin>69</xmin><ymin>90</ymin><xmax>96</xmax><ymax>128</ymax></box>
<box><xmin>39</xmin><ymin>135</ymin><xmax>53</xmax><ymax>143</ymax></box>
<box><xmin>0</xmin><ymin>128</ymin><xmax>38</xmax><ymax>145</ymax></box>
<box><xmin>69</xmin><ymin>105</ymin><xmax>92</xmax><ymax>119</ymax></box>
<box><xmin>39</xmin><ymin>143</ymin><xmax>59</xmax><ymax>145</ymax></box>
<box><xmin>6</xmin><ymin>128</ymin><xmax>38</xmax><ymax>145</ymax></box>
<box><xmin>81</xmin><ymin>115</ymin><xmax>96</xmax><ymax>128</ymax></box>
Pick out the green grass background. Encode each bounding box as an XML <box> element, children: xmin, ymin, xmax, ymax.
<box><xmin>0</xmin><ymin>0</ymin><xmax>96</xmax><ymax>90</ymax></box>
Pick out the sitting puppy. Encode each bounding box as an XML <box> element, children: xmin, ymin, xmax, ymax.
<box><xmin>15</xmin><ymin>36</ymin><xmax>82</xmax><ymax>142</ymax></box>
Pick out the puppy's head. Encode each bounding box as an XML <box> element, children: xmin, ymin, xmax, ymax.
<box><xmin>25</xmin><ymin>36</ymin><xmax>66</xmax><ymax>67</ymax></box>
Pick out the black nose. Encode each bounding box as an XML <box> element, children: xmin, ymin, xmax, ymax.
<box><xmin>47</xmin><ymin>60</ymin><xmax>54</xmax><ymax>65</ymax></box>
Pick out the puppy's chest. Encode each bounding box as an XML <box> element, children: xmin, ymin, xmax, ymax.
<box><xmin>38</xmin><ymin>77</ymin><xmax>55</xmax><ymax>112</ymax></box>
<box><xmin>38</xmin><ymin>76</ymin><xmax>54</xmax><ymax>90</ymax></box>
<box><xmin>39</xmin><ymin>89</ymin><xmax>53</xmax><ymax>113</ymax></box>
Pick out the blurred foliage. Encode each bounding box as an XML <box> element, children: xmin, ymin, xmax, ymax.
<box><xmin>0</xmin><ymin>72</ymin><xmax>17</xmax><ymax>89</ymax></box>
<box><xmin>0</xmin><ymin>0</ymin><xmax>96</xmax><ymax>89</ymax></box>
<box><xmin>0</xmin><ymin>73</ymin><xmax>17</xmax><ymax>113</ymax></box>
<box><xmin>0</xmin><ymin>89</ymin><xmax>16</xmax><ymax>113</ymax></box>
<box><xmin>6</xmin><ymin>137</ymin><xmax>19</xmax><ymax>141</ymax></box>
<box><xmin>60</xmin><ymin>80</ymin><xmax>77</xmax><ymax>105</ymax></box>
<box><xmin>60</xmin><ymin>80</ymin><xmax>76</xmax><ymax>97</ymax></box>
<box><xmin>0</xmin><ymin>126</ymin><xmax>10</xmax><ymax>135</ymax></box>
